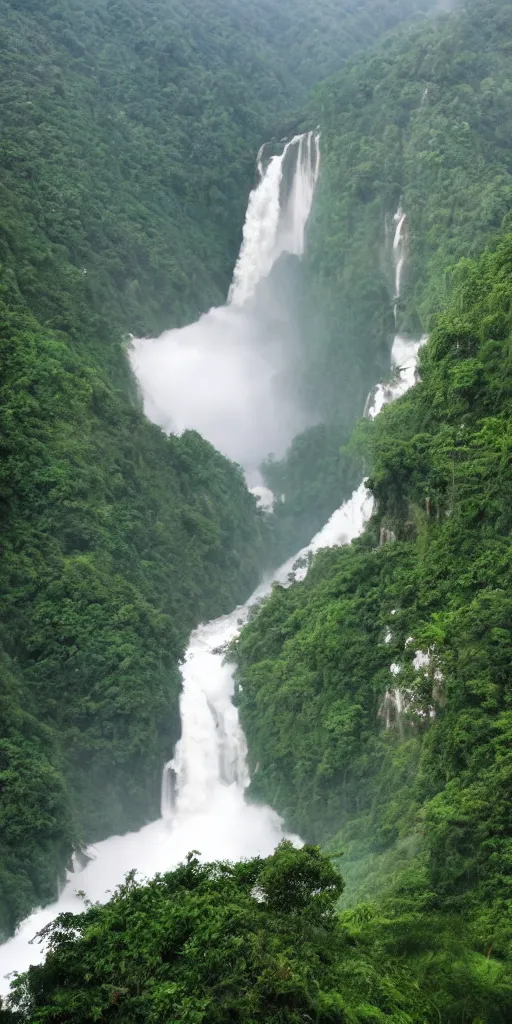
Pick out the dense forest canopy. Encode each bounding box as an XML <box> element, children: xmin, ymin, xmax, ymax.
<box><xmin>4</xmin><ymin>844</ymin><xmax>512</xmax><ymax>1021</ymax></box>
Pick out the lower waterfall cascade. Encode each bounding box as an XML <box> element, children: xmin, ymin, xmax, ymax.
<box><xmin>0</xmin><ymin>333</ymin><xmax>421</xmax><ymax>992</ymax></box>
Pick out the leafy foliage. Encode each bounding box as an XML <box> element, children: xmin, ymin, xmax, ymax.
<box><xmin>4</xmin><ymin>844</ymin><xmax>511</xmax><ymax>1023</ymax></box>
<box><xmin>5</xmin><ymin>845</ymin><xmax>347</xmax><ymax>1023</ymax></box>
<box><xmin>235</xmin><ymin>235</ymin><xmax>512</xmax><ymax>982</ymax></box>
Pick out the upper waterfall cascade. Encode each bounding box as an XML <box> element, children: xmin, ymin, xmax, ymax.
<box><xmin>229</xmin><ymin>132</ymin><xmax>320</xmax><ymax>307</ymax></box>
<box><xmin>129</xmin><ymin>132</ymin><xmax>320</xmax><ymax>473</ymax></box>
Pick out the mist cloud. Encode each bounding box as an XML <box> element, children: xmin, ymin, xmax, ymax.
<box><xmin>129</xmin><ymin>285</ymin><xmax>309</xmax><ymax>476</ymax></box>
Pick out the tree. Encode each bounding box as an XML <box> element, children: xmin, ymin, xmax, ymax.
<box><xmin>5</xmin><ymin>844</ymin><xmax>347</xmax><ymax>1023</ymax></box>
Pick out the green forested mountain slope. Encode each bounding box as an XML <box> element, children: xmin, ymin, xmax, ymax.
<box><xmin>304</xmin><ymin>0</ymin><xmax>512</xmax><ymax>422</ymax></box>
<box><xmin>0</xmin><ymin>650</ymin><xmax>73</xmax><ymax>947</ymax></box>
<box><xmin>1</xmin><ymin>0</ymin><xmax>434</xmax><ymax>350</ymax></box>
<box><xmin>0</xmin><ymin>0</ymin><xmax>437</xmax><ymax>938</ymax></box>
<box><xmin>0</xmin><ymin>291</ymin><xmax>266</xmax><ymax>937</ymax></box>
<box><xmin>268</xmin><ymin>0</ymin><xmax>512</xmax><ymax>560</ymax></box>
<box><xmin>235</xmin><ymin>234</ymin><xmax>512</xmax><ymax>995</ymax></box>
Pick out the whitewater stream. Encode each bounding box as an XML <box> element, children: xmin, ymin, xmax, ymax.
<box><xmin>0</xmin><ymin>135</ymin><xmax>421</xmax><ymax>992</ymax></box>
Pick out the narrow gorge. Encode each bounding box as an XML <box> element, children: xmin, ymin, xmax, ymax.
<box><xmin>1</xmin><ymin>0</ymin><xmax>512</xmax><ymax>1020</ymax></box>
<box><xmin>1</xmin><ymin>132</ymin><xmax>420</xmax><ymax>988</ymax></box>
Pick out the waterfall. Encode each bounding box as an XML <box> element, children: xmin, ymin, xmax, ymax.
<box><xmin>1</xmin><ymin>149</ymin><xmax>423</xmax><ymax>993</ymax></box>
<box><xmin>229</xmin><ymin>132</ymin><xmax>320</xmax><ymax>307</ymax></box>
<box><xmin>379</xmin><ymin>688</ymin><xmax>407</xmax><ymax>730</ymax></box>
<box><xmin>161</xmin><ymin>630</ymin><xmax>250</xmax><ymax>820</ymax></box>
<box><xmin>129</xmin><ymin>132</ymin><xmax>320</xmax><ymax>473</ymax></box>
<box><xmin>0</xmin><ymin>332</ymin><xmax>421</xmax><ymax>994</ymax></box>
<box><xmin>393</xmin><ymin>205</ymin><xmax>407</xmax><ymax>319</ymax></box>
<box><xmin>160</xmin><ymin>758</ymin><xmax>176</xmax><ymax>821</ymax></box>
<box><xmin>282</xmin><ymin>132</ymin><xmax>320</xmax><ymax>257</ymax></box>
<box><xmin>375</xmin><ymin>205</ymin><xmax>431</xmax><ymax>731</ymax></box>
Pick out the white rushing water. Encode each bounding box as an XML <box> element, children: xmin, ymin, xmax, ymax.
<box><xmin>229</xmin><ymin>133</ymin><xmax>320</xmax><ymax>306</ymax></box>
<box><xmin>0</xmin><ymin>332</ymin><xmax>420</xmax><ymax>994</ymax></box>
<box><xmin>393</xmin><ymin>205</ymin><xmax>407</xmax><ymax>309</ymax></box>
<box><xmin>129</xmin><ymin>132</ymin><xmax>320</xmax><ymax>474</ymax></box>
<box><xmin>379</xmin><ymin>204</ymin><xmax>429</xmax><ymax>729</ymax></box>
